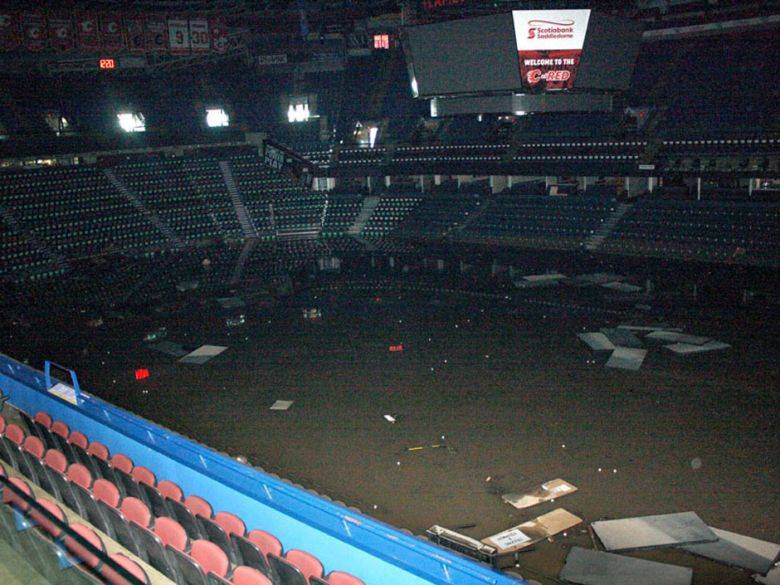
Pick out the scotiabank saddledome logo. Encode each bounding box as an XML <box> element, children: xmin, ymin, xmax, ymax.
<box><xmin>527</xmin><ymin>19</ymin><xmax>575</xmax><ymax>40</ymax></box>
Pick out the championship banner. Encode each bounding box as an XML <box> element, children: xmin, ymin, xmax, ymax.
<box><xmin>100</xmin><ymin>13</ymin><xmax>125</xmax><ymax>50</ymax></box>
<box><xmin>210</xmin><ymin>17</ymin><xmax>228</xmax><ymax>54</ymax></box>
<box><xmin>168</xmin><ymin>18</ymin><xmax>190</xmax><ymax>53</ymax></box>
<box><xmin>22</xmin><ymin>12</ymin><xmax>46</xmax><ymax>52</ymax></box>
<box><xmin>0</xmin><ymin>12</ymin><xmax>20</xmax><ymax>51</ymax></box>
<box><xmin>189</xmin><ymin>19</ymin><xmax>210</xmax><ymax>52</ymax></box>
<box><xmin>76</xmin><ymin>13</ymin><xmax>99</xmax><ymax>50</ymax></box>
<box><xmin>48</xmin><ymin>16</ymin><xmax>74</xmax><ymax>52</ymax></box>
<box><xmin>145</xmin><ymin>15</ymin><xmax>168</xmax><ymax>52</ymax></box>
<box><xmin>512</xmin><ymin>9</ymin><xmax>591</xmax><ymax>92</ymax></box>
<box><xmin>125</xmin><ymin>16</ymin><xmax>146</xmax><ymax>54</ymax></box>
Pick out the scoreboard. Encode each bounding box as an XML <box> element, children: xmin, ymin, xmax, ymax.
<box><xmin>402</xmin><ymin>10</ymin><xmax>643</xmax><ymax>99</ymax></box>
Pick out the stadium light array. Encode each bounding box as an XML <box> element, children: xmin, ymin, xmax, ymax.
<box><xmin>117</xmin><ymin>112</ymin><xmax>145</xmax><ymax>133</ymax></box>
<box><xmin>206</xmin><ymin>108</ymin><xmax>230</xmax><ymax>128</ymax></box>
<box><xmin>287</xmin><ymin>103</ymin><xmax>310</xmax><ymax>123</ymax></box>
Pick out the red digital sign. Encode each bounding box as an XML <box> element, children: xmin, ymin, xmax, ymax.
<box><xmin>99</xmin><ymin>57</ymin><xmax>116</xmax><ymax>69</ymax></box>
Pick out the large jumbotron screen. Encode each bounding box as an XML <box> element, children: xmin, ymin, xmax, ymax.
<box><xmin>403</xmin><ymin>10</ymin><xmax>643</xmax><ymax>98</ymax></box>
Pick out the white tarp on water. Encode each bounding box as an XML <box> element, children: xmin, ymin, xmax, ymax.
<box><xmin>601</xmin><ymin>281</ymin><xmax>644</xmax><ymax>293</ymax></box>
<box><xmin>601</xmin><ymin>328</ymin><xmax>644</xmax><ymax>349</ymax></box>
<box><xmin>270</xmin><ymin>400</ymin><xmax>294</xmax><ymax>411</ymax></box>
<box><xmin>646</xmin><ymin>331</ymin><xmax>712</xmax><ymax>345</ymax></box>
<box><xmin>179</xmin><ymin>345</ymin><xmax>228</xmax><ymax>364</ymax></box>
<box><xmin>578</xmin><ymin>332</ymin><xmax>616</xmax><ymax>351</ymax></box>
<box><xmin>605</xmin><ymin>347</ymin><xmax>648</xmax><ymax>370</ymax></box>
<box><xmin>665</xmin><ymin>340</ymin><xmax>731</xmax><ymax>355</ymax></box>
<box><xmin>618</xmin><ymin>324</ymin><xmax>682</xmax><ymax>332</ymax></box>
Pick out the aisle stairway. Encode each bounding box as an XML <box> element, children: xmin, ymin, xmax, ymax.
<box><xmin>103</xmin><ymin>169</ymin><xmax>182</xmax><ymax>248</ymax></box>
<box><xmin>585</xmin><ymin>202</ymin><xmax>633</xmax><ymax>251</ymax></box>
<box><xmin>347</xmin><ymin>197</ymin><xmax>380</xmax><ymax>235</ymax></box>
<box><xmin>219</xmin><ymin>161</ymin><xmax>257</xmax><ymax>238</ymax></box>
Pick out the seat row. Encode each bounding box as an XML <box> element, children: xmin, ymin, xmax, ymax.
<box><xmin>2</xmin><ymin>460</ymin><xmax>155</xmax><ymax>584</ymax></box>
<box><xmin>0</xmin><ymin>410</ymin><xmax>363</xmax><ymax>585</ymax></box>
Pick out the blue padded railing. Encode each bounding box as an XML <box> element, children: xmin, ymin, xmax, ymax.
<box><xmin>0</xmin><ymin>352</ymin><xmax>525</xmax><ymax>585</ymax></box>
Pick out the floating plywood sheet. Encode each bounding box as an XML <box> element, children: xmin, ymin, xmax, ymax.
<box><xmin>578</xmin><ymin>332</ymin><xmax>616</xmax><ymax>352</ymax></box>
<box><xmin>682</xmin><ymin>527</ymin><xmax>780</xmax><ymax>575</ymax></box>
<box><xmin>482</xmin><ymin>508</ymin><xmax>581</xmax><ymax>554</ymax></box>
<box><xmin>592</xmin><ymin>512</ymin><xmax>717</xmax><ymax>552</ymax></box>
<box><xmin>665</xmin><ymin>340</ymin><xmax>731</xmax><ymax>355</ymax></box>
<box><xmin>559</xmin><ymin>546</ymin><xmax>693</xmax><ymax>585</ymax></box>
<box><xmin>601</xmin><ymin>281</ymin><xmax>644</xmax><ymax>293</ymax></box>
<box><xmin>179</xmin><ymin>345</ymin><xmax>228</xmax><ymax>364</ymax></box>
<box><xmin>646</xmin><ymin>331</ymin><xmax>712</xmax><ymax>345</ymax></box>
<box><xmin>148</xmin><ymin>341</ymin><xmax>188</xmax><ymax>357</ymax></box>
<box><xmin>606</xmin><ymin>347</ymin><xmax>648</xmax><ymax>371</ymax></box>
<box><xmin>601</xmin><ymin>328</ymin><xmax>644</xmax><ymax>349</ymax></box>
<box><xmin>502</xmin><ymin>478</ymin><xmax>577</xmax><ymax>510</ymax></box>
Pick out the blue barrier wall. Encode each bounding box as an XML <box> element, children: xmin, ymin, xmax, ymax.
<box><xmin>0</xmin><ymin>353</ymin><xmax>525</xmax><ymax>585</ymax></box>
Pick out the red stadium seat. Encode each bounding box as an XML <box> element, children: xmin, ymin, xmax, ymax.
<box><xmin>64</xmin><ymin>523</ymin><xmax>104</xmax><ymax>568</ymax></box>
<box><xmin>215</xmin><ymin>511</ymin><xmax>246</xmax><ymax>537</ymax></box>
<box><xmin>22</xmin><ymin>436</ymin><xmax>45</xmax><ymax>458</ymax></box>
<box><xmin>51</xmin><ymin>421</ymin><xmax>70</xmax><ymax>439</ymax></box>
<box><xmin>111</xmin><ymin>453</ymin><xmax>134</xmax><ymax>474</ymax></box>
<box><xmin>68</xmin><ymin>431</ymin><xmax>89</xmax><ymax>449</ymax></box>
<box><xmin>2</xmin><ymin>476</ymin><xmax>32</xmax><ymax>511</ymax></box>
<box><xmin>190</xmin><ymin>539</ymin><xmax>230</xmax><ymax>579</ymax></box>
<box><xmin>185</xmin><ymin>494</ymin><xmax>213</xmax><ymax>519</ymax></box>
<box><xmin>120</xmin><ymin>496</ymin><xmax>151</xmax><ymax>529</ymax></box>
<box><xmin>44</xmin><ymin>449</ymin><xmax>68</xmax><ymax>474</ymax></box>
<box><xmin>167</xmin><ymin>497</ymin><xmax>204</xmax><ymax>540</ymax></box>
<box><xmin>133</xmin><ymin>526</ymin><xmax>180</xmax><ymax>581</ymax></box>
<box><xmin>247</xmin><ymin>529</ymin><xmax>282</xmax><ymax>559</ymax></box>
<box><xmin>286</xmin><ymin>549</ymin><xmax>324</xmax><ymax>581</ymax></box>
<box><xmin>66</xmin><ymin>463</ymin><xmax>93</xmax><ymax>490</ymax></box>
<box><xmin>101</xmin><ymin>552</ymin><xmax>150</xmax><ymax>585</ymax></box>
<box><xmin>93</xmin><ymin>478</ymin><xmax>121</xmax><ymax>507</ymax></box>
<box><xmin>137</xmin><ymin>482</ymin><xmax>168</xmax><ymax>518</ymax></box>
<box><xmin>157</xmin><ymin>479</ymin><xmax>183</xmax><ymax>502</ymax></box>
<box><xmin>87</xmin><ymin>441</ymin><xmax>110</xmax><ymax>461</ymax></box>
<box><xmin>130</xmin><ymin>465</ymin><xmax>156</xmax><ymax>487</ymax></box>
<box><xmin>232</xmin><ymin>566</ymin><xmax>273</xmax><ymax>585</ymax></box>
<box><xmin>5</xmin><ymin>423</ymin><xmax>25</xmax><ymax>445</ymax></box>
<box><xmin>33</xmin><ymin>412</ymin><xmax>52</xmax><ymax>428</ymax></box>
<box><xmin>328</xmin><ymin>571</ymin><xmax>366</xmax><ymax>585</ymax></box>
<box><xmin>30</xmin><ymin>497</ymin><xmax>66</xmax><ymax>538</ymax></box>
<box><xmin>154</xmin><ymin>516</ymin><xmax>188</xmax><ymax>552</ymax></box>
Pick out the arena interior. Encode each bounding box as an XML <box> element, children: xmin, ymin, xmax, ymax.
<box><xmin>0</xmin><ymin>1</ymin><xmax>778</xmax><ymax>585</ymax></box>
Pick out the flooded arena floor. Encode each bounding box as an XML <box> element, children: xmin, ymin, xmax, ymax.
<box><xmin>2</xmin><ymin>281</ymin><xmax>778</xmax><ymax>584</ymax></box>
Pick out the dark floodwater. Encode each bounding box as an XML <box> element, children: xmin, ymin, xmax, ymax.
<box><xmin>1</xmin><ymin>253</ymin><xmax>778</xmax><ymax>585</ymax></box>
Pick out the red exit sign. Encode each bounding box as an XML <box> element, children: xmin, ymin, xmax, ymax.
<box><xmin>99</xmin><ymin>58</ymin><xmax>116</xmax><ymax>70</ymax></box>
